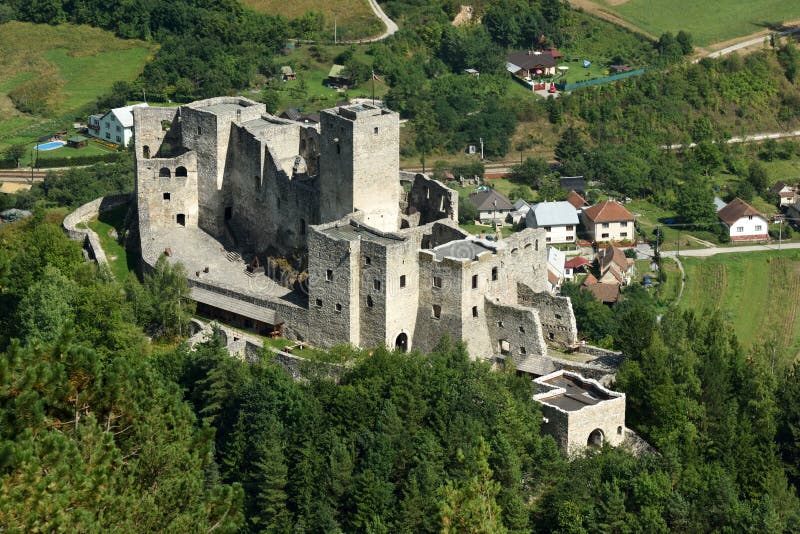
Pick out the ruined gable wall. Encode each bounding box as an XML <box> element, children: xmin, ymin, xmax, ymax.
<box><xmin>407</xmin><ymin>174</ymin><xmax>459</xmax><ymax>225</ymax></box>
<box><xmin>503</xmin><ymin>229</ymin><xmax>548</xmax><ymax>293</ymax></box>
<box><xmin>517</xmin><ymin>284</ymin><xmax>579</xmax><ymax>348</ymax></box>
<box><xmin>135</xmin><ymin>107</ymin><xmax>199</xmax><ymax>232</ymax></box>
<box><xmin>566</xmin><ymin>396</ymin><xmax>626</xmax><ymax>455</ymax></box>
<box><xmin>485</xmin><ymin>299</ymin><xmax>548</xmax><ymax>361</ymax></box>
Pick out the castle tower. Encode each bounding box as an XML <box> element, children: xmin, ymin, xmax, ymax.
<box><xmin>318</xmin><ymin>104</ymin><xmax>400</xmax><ymax>232</ymax></box>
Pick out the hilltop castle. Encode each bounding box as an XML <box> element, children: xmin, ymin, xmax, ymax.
<box><xmin>133</xmin><ymin>96</ymin><xmax>578</xmax><ymax>360</ymax></box>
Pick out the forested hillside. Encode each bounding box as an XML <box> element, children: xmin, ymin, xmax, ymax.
<box><xmin>2</xmin><ymin>206</ymin><xmax>800</xmax><ymax>531</ymax></box>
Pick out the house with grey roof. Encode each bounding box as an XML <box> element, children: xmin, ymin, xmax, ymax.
<box><xmin>469</xmin><ymin>189</ymin><xmax>514</xmax><ymax>226</ymax></box>
<box><xmin>525</xmin><ymin>201</ymin><xmax>580</xmax><ymax>244</ymax></box>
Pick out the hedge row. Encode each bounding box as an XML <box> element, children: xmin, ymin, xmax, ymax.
<box><xmin>35</xmin><ymin>152</ymin><xmax>122</xmax><ymax>168</ymax></box>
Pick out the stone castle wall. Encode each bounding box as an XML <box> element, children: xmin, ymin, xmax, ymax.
<box><xmin>518</xmin><ymin>285</ymin><xmax>579</xmax><ymax>348</ymax></box>
<box><xmin>62</xmin><ymin>194</ymin><xmax>131</xmax><ymax>271</ymax></box>
<box><xmin>406</xmin><ymin>174</ymin><xmax>459</xmax><ymax>225</ymax></box>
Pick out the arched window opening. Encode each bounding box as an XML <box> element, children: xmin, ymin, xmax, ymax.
<box><xmin>175</xmin><ymin>166</ymin><xmax>187</xmax><ymax>177</ymax></box>
<box><xmin>159</xmin><ymin>167</ymin><xmax>171</xmax><ymax>178</ymax></box>
<box><xmin>395</xmin><ymin>332</ymin><xmax>408</xmax><ymax>352</ymax></box>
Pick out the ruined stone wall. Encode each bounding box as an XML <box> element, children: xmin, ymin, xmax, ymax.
<box><xmin>307</xmin><ymin>225</ymin><xmax>361</xmax><ymax>347</ymax></box>
<box><xmin>517</xmin><ymin>284</ymin><xmax>579</xmax><ymax>348</ymax></box>
<box><xmin>503</xmin><ymin>229</ymin><xmax>548</xmax><ymax>293</ymax></box>
<box><xmin>63</xmin><ymin>194</ymin><xmax>131</xmax><ymax>271</ymax></box>
<box><xmin>414</xmin><ymin>252</ymin><xmax>464</xmax><ymax>355</ymax></box>
<box><xmin>181</xmin><ymin>98</ymin><xmax>265</xmax><ymax>237</ymax></box>
<box><xmin>407</xmin><ymin>174</ymin><xmax>459</xmax><ymax>225</ymax></box>
<box><xmin>485</xmin><ymin>299</ymin><xmax>548</xmax><ymax>361</ymax></box>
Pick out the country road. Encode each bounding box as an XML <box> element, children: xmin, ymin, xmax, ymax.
<box><xmin>662</xmin><ymin>242</ymin><xmax>800</xmax><ymax>258</ymax></box>
<box><xmin>348</xmin><ymin>0</ymin><xmax>398</xmax><ymax>43</ymax></box>
<box><xmin>695</xmin><ymin>25</ymin><xmax>800</xmax><ymax>62</ymax></box>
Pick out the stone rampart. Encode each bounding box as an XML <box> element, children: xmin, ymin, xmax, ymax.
<box><xmin>62</xmin><ymin>194</ymin><xmax>131</xmax><ymax>271</ymax></box>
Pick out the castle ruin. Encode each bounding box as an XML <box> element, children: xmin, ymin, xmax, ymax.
<box><xmin>134</xmin><ymin>96</ymin><xmax>578</xmax><ymax>362</ymax></box>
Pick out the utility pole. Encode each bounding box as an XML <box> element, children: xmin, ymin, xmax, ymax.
<box><xmin>779</xmin><ymin>218</ymin><xmax>783</xmax><ymax>250</ymax></box>
<box><xmin>333</xmin><ymin>10</ymin><xmax>339</xmax><ymax>44</ymax></box>
<box><xmin>479</xmin><ymin>137</ymin><xmax>484</xmax><ymax>160</ymax></box>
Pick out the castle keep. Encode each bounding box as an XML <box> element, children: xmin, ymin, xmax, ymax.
<box><xmin>134</xmin><ymin>96</ymin><xmax>578</xmax><ymax>362</ymax></box>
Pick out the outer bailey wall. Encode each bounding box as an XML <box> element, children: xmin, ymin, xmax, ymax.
<box><xmin>63</xmin><ymin>194</ymin><xmax>131</xmax><ymax>270</ymax></box>
<box><xmin>517</xmin><ymin>284</ymin><xmax>579</xmax><ymax>348</ymax></box>
<box><xmin>407</xmin><ymin>174</ymin><xmax>459</xmax><ymax>224</ymax></box>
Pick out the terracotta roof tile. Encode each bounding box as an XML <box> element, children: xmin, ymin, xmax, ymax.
<box><xmin>566</xmin><ymin>190</ymin><xmax>589</xmax><ymax>209</ymax></box>
<box><xmin>582</xmin><ymin>282</ymin><xmax>620</xmax><ymax>303</ymax></box>
<box><xmin>582</xmin><ymin>200</ymin><xmax>634</xmax><ymax>223</ymax></box>
<box><xmin>716</xmin><ymin>197</ymin><xmax>765</xmax><ymax>226</ymax></box>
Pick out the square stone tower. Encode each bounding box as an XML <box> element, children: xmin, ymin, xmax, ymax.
<box><xmin>318</xmin><ymin>104</ymin><xmax>400</xmax><ymax>232</ymax></box>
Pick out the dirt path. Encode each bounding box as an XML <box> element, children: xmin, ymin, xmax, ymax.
<box><xmin>565</xmin><ymin>0</ymin><xmax>657</xmax><ymax>41</ymax></box>
<box><xmin>347</xmin><ymin>0</ymin><xmax>398</xmax><ymax>43</ymax></box>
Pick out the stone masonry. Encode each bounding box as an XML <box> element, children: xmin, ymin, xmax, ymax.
<box><xmin>133</xmin><ymin>96</ymin><xmax>579</xmax><ymax>362</ymax></box>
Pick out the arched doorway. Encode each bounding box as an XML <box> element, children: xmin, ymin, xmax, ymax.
<box><xmin>395</xmin><ymin>332</ymin><xmax>408</xmax><ymax>353</ymax></box>
<box><xmin>587</xmin><ymin>429</ymin><xmax>604</xmax><ymax>447</ymax></box>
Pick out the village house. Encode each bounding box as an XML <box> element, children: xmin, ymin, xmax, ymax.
<box><xmin>509</xmin><ymin>199</ymin><xmax>531</xmax><ymax>226</ymax></box>
<box><xmin>526</xmin><ymin>201</ymin><xmax>580</xmax><ymax>244</ymax></box>
<box><xmin>597</xmin><ymin>245</ymin><xmax>634</xmax><ymax>286</ymax></box>
<box><xmin>87</xmin><ymin>103</ymin><xmax>148</xmax><ymax>147</ymax></box>
<box><xmin>506</xmin><ymin>49</ymin><xmax>558</xmax><ymax>78</ymax></box>
<box><xmin>566</xmin><ymin>190</ymin><xmax>589</xmax><ymax>211</ymax></box>
<box><xmin>771</xmin><ymin>181</ymin><xmax>798</xmax><ymax>207</ymax></box>
<box><xmin>581</xmin><ymin>274</ymin><xmax>621</xmax><ymax>305</ymax></box>
<box><xmin>564</xmin><ymin>256</ymin><xmax>589</xmax><ymax>281</ymax></box>
<box><xmin>580</xmin><ymin>200</ymin><xmax>635</xmax><ymax>243</ymax></box>
<box><xmin>281</xmin><ymin>65</ymin><xmax>296</xmax><ymax>81</ymax></box>
<box><xmin>469</xmin><ymin>189</ymin><xmax>514</xmax><ymax>226</ymax></box>
<box><xmin>716</xmin><ymin>197</ymin><xmax>769</xmax><ymax>242</ymax></box>
<box><xmin>327</xmin><ymin>64</ymin><xmax>351</xmax><ymax>88</ymax></box>
<box><xmin>547</xmin><ymin>247</ymin><xmax>566</xmax><ymax>294</ymax></box>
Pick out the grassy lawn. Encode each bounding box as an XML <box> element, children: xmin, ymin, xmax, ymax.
<box><xmin>241</xmin><ymin>0</ymin><xmax>382</xmax><ymax>41</ymax></box>
<box><xmin>598</xmin><ymin>0</ymin><xmax>800</xmax><ymax>47</ymax></box>
<box><xmin>0</xmin><ymin>22</ymin><xmax>156</xmax><ymax>151</ymax></box>
<box><xmin>459</xmin><ymin>223</ymin><xmax>515</xmax><ymax>238</ymax></box>
<box><xmin>627</xmin><ymin>199</ymin><xmax>710</xmax><ymax>250</ymax></box>
<box><xmin>680</xmin><ymin>250</ymin><xmax>800</xmax><ymax>365</ymax></box>
<box><xmin>85</xmin><ymin>204</ymin><xmax>133</xmax><ymax>280</ymax></box>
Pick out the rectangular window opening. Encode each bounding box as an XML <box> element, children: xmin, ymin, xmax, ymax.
<box><xmin>400</xmin><ymin>275</ymin><xmax>406</xmax><ymax>288</ymax></box>
<box><xmin>432</xmin><ymin>304</ymin><xmax>441</xmax><ymax>319</ymax></box>
<box><xmin>471</xmin><ymin>274</ymin><xmax>478</xmax><ymax>289</ymax></box>
<box><xmin>472</xmin><ymin>306</ymin><xmax>478</xmax><ymax>318</ymax></box>
<box><xmin>326</xmin><ymin>269</ymin><xmax>333</xmax><ymax>282</ymax></box>
<box><xmin>433</xmin><ymin>276</ymin><xmax>442</xmax><ymax>288</ymax></box>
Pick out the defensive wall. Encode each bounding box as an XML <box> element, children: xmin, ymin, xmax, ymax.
<box><xmin>62</xmin><ymin>193</ymin><xmax>131</xmax><ymax>272</ymax></box>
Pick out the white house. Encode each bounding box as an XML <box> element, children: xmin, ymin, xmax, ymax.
<box><xmin>88</xmin><ymin>103</ymin><xmax>148</xmax><ymax>147</ymax></box>
<box><xmin>716</xmin><ymin>197</ymin><xmax>769</xmax><ymax>242</ymax></box>
<box><xmin>581</xmin><ymin>200</ymin><xmax>635</xmax><ymax>243</ymax></box>
<box><xmin>771</xmin><ymin>182</ymin><xmax>798</xmax><ymax>207</ymax></box>
<box><xmin>526</xmin><ymin>201</ymin><xmax>580</xmax><ymax>244</ymax></box>
<box><xmin>546</xmin><ymin>247</ymin><xmax>566</xmax><ymax>294</ymax></box>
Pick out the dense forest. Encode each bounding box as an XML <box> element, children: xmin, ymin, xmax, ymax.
<box><xmin>3</xmin><ymin>205</ymin><xmax>800</xmax><ymax>530</ymax></box>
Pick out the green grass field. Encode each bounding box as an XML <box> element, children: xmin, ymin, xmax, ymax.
<box><xmin>598</xmin><ymin>0</ymin><xmax>800</xmax><ymax>47</ymax></box>
<box><xmin>0</xmin><ymin>22</ymin><xmax>156</xmax><ymax>151</ymax></box>
<box><xmin>241</xmin><ymin>0</ymin><xmax>382</xmax><ymax>41</ymax></box>
<box><xmin>85</xmin><ymin>204</ymin><xmax>133</xmax><ymax>280</ymax></box>
<box><xmin>680</xmin><ymin>250</ymin><xmax>800</xmax><ymax>365</ymax></box>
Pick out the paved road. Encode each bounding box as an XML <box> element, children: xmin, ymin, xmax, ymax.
<box><xmin>695</xmin><ymin>26</ymin><xmax>800</xmax><ymax>62</ymax></box>
<box><xmin>661</xmin><ymin>242</ymin><xmax>800</xmax><ymax>258</ymax></box>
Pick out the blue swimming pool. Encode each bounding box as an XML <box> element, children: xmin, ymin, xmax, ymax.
<box><xmin>35</xmin><ymin>140</ymin><xmax>66</xmax><ymax>151</ymax></box>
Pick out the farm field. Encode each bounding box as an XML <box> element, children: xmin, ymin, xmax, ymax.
<box><xmin>680</xmin><ymin>250</ymin><xmax>800</xmax><ymax>365</ymax></box>
<box><xmin>596</xmin><ymin>0</ymin><xmax>800</xmax><ymax>47</ymax></box>
<box><xmin>241</xmin><ymin>0</ymin><xmax>382</xmax><ymax>41</ymax></box>
<box><xmin>0</xmin><ymin>22</ymin><xmax>156</xmax><ymax>151</ymax></box>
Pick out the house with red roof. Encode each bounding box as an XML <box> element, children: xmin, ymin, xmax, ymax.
<box><xmin>716</xmin><ymin>198</ymin><xmax>768</xmax><ymax>242</ymax></box>
<box><xmin>564</xmin><ymin>256</ymin><xmax>589</xmax><ymax>280</ymax></box>
<box><xmin>580</xmin><ymin>200</ymin><xmax>635</xmax><ymax>243</ymax></box>
<box><xmin>566</xmin><ymin>190</ymin><xmax>589</xmax><ymax>210</ymax></box>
